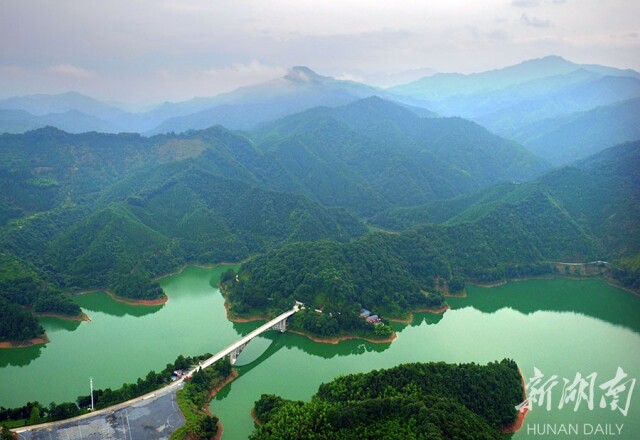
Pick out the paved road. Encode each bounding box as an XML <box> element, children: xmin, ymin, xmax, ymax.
<box><xmin>13</xmin><ymin>307</ymin><xmax>299</xmax><ymax>438</ymax></box>
<box><xmin>16</xmin><ymin>388</ymin><xmax>184</xmax><ymax>440</ymax></box>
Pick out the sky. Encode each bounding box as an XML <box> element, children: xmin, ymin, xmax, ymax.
<box><xmin>1</xmin><ymin>0</ymin><xmax>639</xmax><ymax>105</ymax></box>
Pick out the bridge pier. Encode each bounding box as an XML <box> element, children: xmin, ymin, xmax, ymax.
<box><xmin>269</xmin><ymin>319</ymin><xmax>287</xmax><ymax>333</ymax></box>
<box><xmin>229</xmin><ymin>342</ymin><xmax>247</xmax><ymax>365</ymax></box>
<box><xmin>227</xmin><ymin>315</ymin><xmax>289</xmax><ymax>364</ymax></box>
<box><xmin>200</xmin><ymin>307</ymin><xmax>298</xmax><ymax>368</ymax></box>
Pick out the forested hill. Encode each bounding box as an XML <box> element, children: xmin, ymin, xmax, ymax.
<box><xmin>372</xmin><ymin>140</ymin><xmax>640</xmax><ymax>257</ymax></box>
<box><xmin>252</xmin><ymin>359</ymin><xmax>523</xmax><ymax>439</ymax></box>
<box><xmin>223</xmin><ymin>187</ymin><xmax>596</xmax><ymax>329</ymax></box>
<box><xmin>371</xmin><ymin>140</ymin><xmax>640</xmax><ymax>289</ymax></box>
<box><xmin>0</xmin><ymin>103</ymin><xmax>632</xmax><ymax>342</ymax></box>
<box><xmin>0</xmin><ymin>97</ymin><xmax>548</xmax><ymax>221</ymax></box>
<box><xmin>0</xmin><ymin>126</ymin><xmax>366</xmax><ymax>341</ymax></box>
<box><xmin>249</xmin><ymin>96</ymin><xmax>549</xmax><ymax>215</ymax></box>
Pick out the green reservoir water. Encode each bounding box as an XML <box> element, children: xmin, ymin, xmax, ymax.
<box><xmin>1</xmin><ymin>268</ymin><xmax>639</xmax><ymax>439</ymax></box>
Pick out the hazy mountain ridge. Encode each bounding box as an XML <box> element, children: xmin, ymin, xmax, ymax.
<box><xmin>145</xmin><ymin>67</ymin><xmax>422</xmax><ymax>134</ymax></box>
<box><xmin>390</xmin><ymin>56</ymin><xmax>640</xmax><ymax>162</ymax></box>
<box><xmin>511</xmin><ymin>97</ymin><xmax>640</xmax><ymax>165</ymax></box>
<box><xmin>0</xmin><ymin>67</ymin><xmax>427</xmax><ymax>136</ymax></box>
<box><xmin>2</xmin><ymin>57</ymin><xmax>637</xmax><ymax>170</ymax></box>
<box><xmin>372</xmin><ymin>139</ymin><xmax>640</xmax><ymax>263</ymax></box>
<box><xmin>390</xmin><ymin>55</ymin><xmax>640</xmax><ymax>101</ymax></box>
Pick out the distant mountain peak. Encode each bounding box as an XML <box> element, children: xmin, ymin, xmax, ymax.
<box><xmin>284</xmin><ymin>66</ymin><xmax>324</xmax><ymax>83</ymax></box>
<box><xmin>517</xmin><ymin>55</ymin><xmax>573</xmax><ymax>68</ymax></box>
<box><xmin>538</xmin><ymin>54</ymin><xmax>568</xmax><ymax>62</ymax></box>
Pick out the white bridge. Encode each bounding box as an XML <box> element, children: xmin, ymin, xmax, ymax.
<box><xmin>185</xmin><ymin>305</ymin><xmax>299</xmax><ymax>377</ymax></box>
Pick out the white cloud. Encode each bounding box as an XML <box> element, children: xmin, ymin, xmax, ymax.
<box><xmin>46</xmin><ymin>64</ymin><xmax>93</xmax><ymax>78</ymax></box>
<box><xmin>204</xmin><ymin>61</ymin><xmax>286</xmax><ymax>81</ymax></box>
<box><xmin>512</xmin><ymin>0</ymin><xmax>566</xmax><ymax>6</ymax></box>
<box><xmin>520</xmin><ymin>13</ymin><xmax>551</xmax><ymax>28</ymax></box>
<box><xmin>1</xmin><ymin>0</ymin><xmax>638</xmax><ymax>101</ymax></box>
<box><xmin>512</xmin><ymin>0</ymin><xmax>541</xmax><ymax>7</ymax></box>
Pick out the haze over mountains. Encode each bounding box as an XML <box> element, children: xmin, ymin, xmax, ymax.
<box><xmin>1</xmin><ymin>56</ymin><xmax>638</xmax><ymax>167</ymax></box>
<box><xmin>0</xmin><ymin>67</ymin><xmax>421</xmax><ymax>135</ymax></box>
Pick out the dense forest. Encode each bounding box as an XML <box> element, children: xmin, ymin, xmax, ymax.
<box><xmin>251</xmin><ymin>359</ymin><xmax>523</xmax><ymax>439</ymax></box>
<box><xmin>371</xmin><ymin>140</ymin><xmax>640</xmax><ymax>289</ymax></box>
<box><xmin>223</xmin><ymin>186</ymin><xmax>598</xmax><ymax>330</ymax></box>
<box><xmin>0</xmin><ymin>125</ymin><xmax>366</xmax><ymax>340</ymax></box>
<box><xmin>0</xmin><ymin>100</ymin><xmax>638</xmax><ymax>342</ymax></box>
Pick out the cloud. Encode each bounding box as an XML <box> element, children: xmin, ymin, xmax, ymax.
<box><xmin>512</xmin><ymin>0</ymin><xmax>540</xmax><ymax>7</ymax></box>
<box><xmin>520</xmin><ymin>13</ymin><xmax>551</xmax><ymax>28</ymax></box>
<box><xmin>146</xmin><ymin>61</ymin><xmax>287</xmax><ymax>99</ymax></box>
<box><xmin>46</xmin><ymin>64</ymin><xmax>93</xmax><ymax>78</ymax></box>
<box><xmin>334</xmin><ymin>73</ymin><xmax>368</xmax><ymax>83</ymax></box>
<box><xmin>512</xmin><ymin>0</ymin><xmax>566</xmax><ymax>6</ymax></box>
<box><xmin>204</xmin><ymin>61</ymin><xmax>286</xmax><ymax>81</ymax></box>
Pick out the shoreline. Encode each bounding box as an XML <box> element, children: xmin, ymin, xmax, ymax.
<box><xmin>444</xmin><ymin>290</ymin><xmax>467</xmax><ymax>298</ymax></box>
<box><xmin>222</xmin><ymin>284</ymin><xmax>452</xmax><ymax>342</ymax></box>
<box><xmin>0</xmin><ymin>335</ymin><xmax>49</xmax><ymax>349</ymax></box>
<box><xmin>502</xmin><ymin>367</ymin><xmax>528</xmax><ymax>434</ymax></box>
<box><xmin>1</xmin><ymin>262</ymin><xmax>241</xmax><ymax>348</ymax></box>
<box><xmin>219</xmin><ymin>285</ymin><xmax>271</xmax><ymax>323</ymax></box>
<box><xmin>152</xmin><ymin>260</ymin><xmax>246</xmax><ymax>282</ymax></box>
<box><xmin>104</xmin><ymin>290</ymin><xmax>168</xmax><ymax>306</ymax></box>
<box><xmin>387</xmin><ymin>304</ymin><xmax>451</xmax><ymax>324</ymax></box>
<box><xmin>34</xmin><ymin>311</ymin><xmax>91</xmax><ymax>322</ymax></box>
<box><xmin>287</xmin><ymin>329</ymin><xmax>396</xmax><ymax>345</ymax></box>
<box><xmin>208</xmin><ymin>370</ymin><xmax>239</xmax><ymax>403</ymax></box>
<box><xmin>470</xmin><ymin>273</ymin><xmax>640</xmax><ymax>297</ymax></box>
<box><xmin>206</xmin><ymin>370</ymin><xmax>239</xmax><ymax>440</ymax></box>
<box><xmin>250</xmin><ymin>408</ymin><xmax>263</xmax><ymax>428</ymax></box>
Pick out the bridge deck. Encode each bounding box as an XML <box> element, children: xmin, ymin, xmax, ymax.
<box><xmin>186</xmin><ymin>307</ymin><xmax>297</xmax><ymax>376</ymax></box>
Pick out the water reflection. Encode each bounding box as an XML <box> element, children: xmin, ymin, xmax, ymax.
<box><xmin>235</xmin><ymin>336</ymin><xmax>286</xmax><ymax>374</ymax></box>
<box><xmin>221</xmin><ymin>322</ymin><xmax>395</xmax><ymax>387</ymax></box>
<box><xmin>39</xmin><ymin>317</ymin><xmax>82</xmax><ymax>333</ymax></box>
<box><xmin>74</xmin><ymin>292</ymin><xmax>164</xmax><ymax>318</ymax></box>
<box><xmin>393</xmin><ymin>311</ymin><xmax>445</xmax><ymax>331</ymax></box>
<box><xmin>447</xmin><ymin>279</ymin><xmax>640</xmax><ymax>333</ymax></box>
<box><xmin>283</xmin><ymin>333</ymin><xmax>391</xmax><ymax>358</ymax></box>
<box><xmin>0</xmin><ymin>344</ymin><xmax>44</xmax><ymax>368</ymax></box>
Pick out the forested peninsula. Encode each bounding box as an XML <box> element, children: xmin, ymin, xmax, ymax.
<box><xmin>251</xmin><ymin>359</ymin><xmax>525</xmax><ymax>439</ymax></box>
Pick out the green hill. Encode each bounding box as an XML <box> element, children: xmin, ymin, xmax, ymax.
<box><xmin>371</xmin><ymin>140</ymin><xmax>640</xmax><ymax>289</ymax></box>
<box><xmin>513</xmin><ymin>98</ymin><xmax>640</xmax><ymax>165</ymax></box>
<box><xmin>252</xmin><ymin>359</ymin><xmax>523</xmax><ymax>439</ymax></box>
<box><xmin>0</xmin><ymin>126</ymin><xmax>368</xmax><ymax>341</ymax></box>
<box><xmin>373</xmin><ymin>140</ymin><xmax>639</xmax><ymax>256</ymax></box>
<box><xmin>222</xmin><ymin>185</ymin><xmax>596</xmax><ymax>332</ymax></box>
<box><xmin>251</xmin><ymin>96</ymin><xmax>549</xmax><ymax>215</ymax></box>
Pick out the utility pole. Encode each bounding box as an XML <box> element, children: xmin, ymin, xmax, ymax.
<box><xmin>90</xmin><ymin>377</ymin><xmax>94</xmax><ymax>411</ymax></box>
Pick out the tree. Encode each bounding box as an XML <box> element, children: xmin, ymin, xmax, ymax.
<box><xmin>374</xmin><ymin>324</ymin><xmax>393</xmax><ymax>337</ymax></box>
<box><xmin>1</xmin><ymin>426</ymin><xmax>14</xmax><ymax>440</ymax></box>
<box><xmin>448</xmin><ymin>276</ymin><xmax>465</xmax><ymax>293</ymax></box>
<box><xmin>47</xmin><ymin>402</ymin><xmax>80</xmax><ymax>421</ymax></box>
<box><xmin>195</xmin><ymin>415</ymin><xmax>218</xmax><ymax>438</ymax></box>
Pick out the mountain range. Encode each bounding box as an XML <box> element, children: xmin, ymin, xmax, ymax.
<box><xmin>1</xmin><ymin>56</ymin><xmax>638</xmax><ymax>168</ymax></box>
<box><xmin>0</xmin><ymin>67</ymin><xmax>423</xmax><ymax>135</ymax></box>
<box><xmin>1</xmin><ymin>58</ymin><xmax>639</xmax><ymax>341</ymax></box>
<box><xmin>390</xmin><ymin>56</ymin><xmax>640</xmax><ymax>162</ymax></box>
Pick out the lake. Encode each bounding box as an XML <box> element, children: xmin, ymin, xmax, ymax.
<box><xmin>1</xmin><ymin>267</ymin><xmax>638</xmax><ymax>439</ymax></box>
